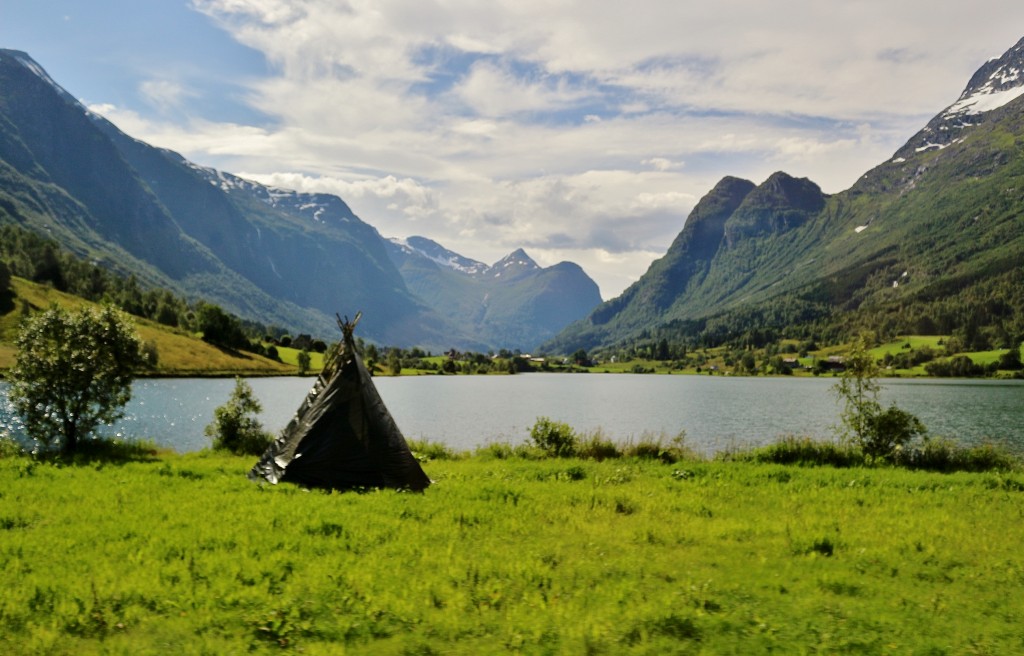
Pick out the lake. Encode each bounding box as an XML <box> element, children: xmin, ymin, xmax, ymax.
<box><xmin>2</xmin><ymin>375</ymin><xmax>1023</xmax><ymax>455</ymax></box>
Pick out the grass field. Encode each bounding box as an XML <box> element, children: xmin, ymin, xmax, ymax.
<box><xmin>274</xmin><ymin>345</ymin><xmax>325</xmax><ymax>372</ymax></box>
<box><xmin>2</xmin><ymin>447</ymin><xmax>1022</xmax><ymax>654</ymax></box>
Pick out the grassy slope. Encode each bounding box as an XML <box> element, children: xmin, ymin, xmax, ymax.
<box><xmin>0</xmin><ymin>452</ymin><xmax>1022</xmax><ymax>654</ymax></box>
<box><xmin>0</xmin><ymin>277</ymin><xmax>294</xmax><ymax>376</ymax></box>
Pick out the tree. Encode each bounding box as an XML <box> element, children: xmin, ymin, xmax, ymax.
<box><xmin>997</xmin><ymin>345</ymin><xmax>1023</xmax><ymax>371</ymax></box>
<box><xmin>195</xmin><ymin>302</ymin><xmax>247</xmax><ymax>349</ymax></box>
<box><xmin>205</xmin><ymin>377</ymin><xmax>273</xmax><ymax>455</ymax></box>
<box><xmin>0</xmin><ymin>259</ymin><xmax>10</xmax><ymax>291</ymax></box>
<box><xmin>297</xmin><ymin>349</ymin><xmax>312</xmax><ymax>375</ymax></box>
<box><xmin>0</xmin><ymin>260</ymin><xmax>12</xmax><ymax>313</ymax></box>
<box><xmin>9</xmin><ymin>305</ymin><xmax>142</xmax><ymax>453</ymax></box>
<box><xmin>833</xmin><ymin>334</ymin><xmax>925</xmax><ymax>460</ymax></box>
<box><xmin>387</xmin><ymin>349</ymin><xmax>402</xmax><ymax>375</ymax></box>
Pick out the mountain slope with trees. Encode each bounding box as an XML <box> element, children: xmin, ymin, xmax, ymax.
<box><xmin>543</xmin><ymin>36</ymin><xmax>1024</xmax><ymax>356</ymax></box>
<box><xmin>0</xmin><ymin>49</ymin><xmax>598</xmax><ymax>351</ymax></box>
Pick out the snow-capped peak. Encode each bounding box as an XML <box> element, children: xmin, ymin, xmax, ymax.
<box><xmin>2</xmin><ymin>49</ymin><xmax>82</xmax><ymax>108</ymax></box>
<box><xmin>493</xmin><ymin>248</ymin><xmax>539</xmax><ymax>271</ymax></box>
<box><xmin>943</xmin><ymin>67</ymin><xmax>1024</xmax><ymax>119</ymax></box>
<box><xmin>389</xmin><ymin>237</ymin><xmax>489</xmax><ymax>275</ymax></box>
<box><xmin>891</xmin><ymin>35</ymin><xmax>1024</xmax><ymax>162</ymax></box>
<box><xmin>942</xmin><ymin>37</ymin><xmax>1024</xmax><ymax>120</ymax></box>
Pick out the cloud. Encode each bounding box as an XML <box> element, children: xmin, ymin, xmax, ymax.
<box><xmin>453</xmin><ymin>59</ymin><xmax>596</xmax><ymax>116</ymax></box>
<box><xmin>139</xmin><ymin>79</ymin><xmax>197</xmax><ymax>110</ymax></box>
<box><xmin>643</xmin><ymin>157</ymin><xmax>683</xmax><ymax>172</ymax></box>
<box><xmin>110</xmin><ymin>0</ymin><xmax>1024</xmax><ymax>299</ymax></box>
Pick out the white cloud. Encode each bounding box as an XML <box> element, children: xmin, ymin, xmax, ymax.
<box><xmin>139</xmin><ymin>79</ymin><xmax>196</xmax><ymax>111</ymax></box>
<box><xmin>643</xmin><ymin>157</ymin><xmax>683</xmax><ymax>172</ymax></box>
<box><xmin>453</xmin><ymin>60</ymin><xmax>596</xmax><ymax>116</ymax></box>
<box><xmin>100</xmin><ymin>0</ymin><xmax>1024</xmax><ymax>299</ymax></box>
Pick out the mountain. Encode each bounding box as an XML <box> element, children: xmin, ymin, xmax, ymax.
<box><xmin>386</xmin><ymin>238</ymin><xmax>601</xmax><ymax>351</ymax></box>
<box><xmin>0</xmin><ymin>49</ymin><xmax>597</xmax><ymax>351</ymax></box>
<box><xmin>544</xmin><ymin>36</ymin><xmax>1024</xmax><ymax>354</ymax></box>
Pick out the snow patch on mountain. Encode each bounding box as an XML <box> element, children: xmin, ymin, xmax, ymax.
<box><xmin>9</xmin><ymin>51</ymin><xmax>64</xmax><ymax>96</ymax></box>
<box><xmin>894</xmin><ymin>38</ymin><xmax>1024</xmax><ymax>162</ymax></box>
<box><xmin>182</xmin><ymin>161</ymin><xmax>353</xmax><ymax>225</ymax></box>
<box><xmin>389</xmin><ymin>237</ymin><xmax>489</xmax><ymax>275</ymax></box>
<box><xmin>944</xmin><ymin>83</ymin><xmax>1024</xmax><ymax>118</ymax></box>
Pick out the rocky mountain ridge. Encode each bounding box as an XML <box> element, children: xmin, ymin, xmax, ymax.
<box><xmin>0</xmin><ymin>48</ymin><xmax>600</xmax><ymax>350</ymax></box>
<box><xmin>543</xmin><ymin>35</ymin><xmax>1024</xmax><ymax>354</ymax></box>
<box><xmin>384</xmin><ymin>239</ymin><xmax>600</xmax><ymax>351</ymax></box>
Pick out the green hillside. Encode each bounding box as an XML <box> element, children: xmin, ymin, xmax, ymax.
<box><xmin>0</xmin><ymin>277</ymin><xmax>294</xmax><ymax>376</ymax></box>
<box><xmin>543</xmin><ymin>38</ymin><xmax>1024</xmax><ymax>357</ymax></box>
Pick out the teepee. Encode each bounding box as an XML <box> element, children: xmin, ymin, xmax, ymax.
<box><xmin>249</xmin><ymin>314</ymin><xmax>431</xmax><ymax>491</ymax></box>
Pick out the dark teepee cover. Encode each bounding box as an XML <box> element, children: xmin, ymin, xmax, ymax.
<box><xmin>249</xmin><ymin>314</ymin><xmax>430</xmax><ymax>491</ymax></box>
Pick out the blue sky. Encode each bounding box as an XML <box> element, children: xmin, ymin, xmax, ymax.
<box><xmin>3</xmin><ymin>1</ymin><xmax>1024</xmax><ymax>298</ymax></box>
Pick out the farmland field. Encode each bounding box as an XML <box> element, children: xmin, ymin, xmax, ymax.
<box><xmin>1</xmin><ymin>448</ymin><xmax>1023</xmax><ymax>654</ymax></box>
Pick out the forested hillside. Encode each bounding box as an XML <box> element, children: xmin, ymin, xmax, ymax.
<box><xmin>543</xmin><ymin>37</ymin><xmax>1024</xmax><ymax>357</ymax></box>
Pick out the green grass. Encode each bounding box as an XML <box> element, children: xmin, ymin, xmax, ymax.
<box><xmin>2</xmin><ymin>448</ymin><xmax>1023</xmax><ymax>654</ymax></box>
<box><xmin>868</xmin><ymin>335</ymin><xmax>946</xmax><ymax>360</ymax></box>
<box><xmin>966</xmin><ymin>347</ymin><xmax>1014</xmax><ymax>366</ymax></box>
<box><xmin>273</xmin><ymin>345</ymin><xmax>325</xmax><ymax>372</ymax></box>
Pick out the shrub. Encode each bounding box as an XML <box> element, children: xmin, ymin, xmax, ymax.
<box><xmin>729</xmin><ymin>436</ymin><xmax>865</xmax><ymax>467</ymax></box>
<box><xmin>924</xmin><ymin>355</ymin><xmax>985</xmax><ymax>377</ymax></box>
<box><xmin>997</xmin><ymin>346</ymin><xmax>1023</xmax><ymax>371</ymax></box>
<box><xmin>407</xmin><ymin>439</ymin><xmax>463</xmax><ymax>461</ymax></box>
<box><xmin>141</xmin><ymin>340</ymin><xmax>159</xmax><ymax>368</ymax></box>
<box><xmin>576</xmin><ymin>430</ymin><xmax>621</xmax><ymax>461</ymax></box>
<box><xmin>861</xmin><ymin>406</ymin><xmax>926</xmax><ymax>460</ymax></box>
<box><xmin>205</xmin><ymin>377</ymin><xmax>273</xmax><ymax>455</ymax></box>
<box><xmin>622</xmin><ymin>431</ymin><xmax>695</xmax><ymax>463</ymax></box>
<box><xmin>0</xmin><ymin>434</ymin><xmax>25</xmax><ymax>459</ymax></box>
<box><xmin>474</xmin><ymin>441</ymin><xmax>544</xmax><ymax>460</ymax></box>
<box><xmin>530</xmin><ymin>417</ymin><xmax>578</xmax><ymax>457</ymax></box>
<box><xmin>894</xmin><ymin>438</ymin><xmax>1019</xmax><ymax>473</ymax></box>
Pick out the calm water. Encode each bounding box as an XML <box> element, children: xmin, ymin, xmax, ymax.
<box><xmin>2</xmin><ymin>375</ymin><xmax>1023</xmax><ymax>455</ymax></box>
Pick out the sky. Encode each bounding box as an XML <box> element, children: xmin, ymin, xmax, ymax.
<box><xmin>3</xmin><ymin>2</ymin><xmax>1024</xmax><ymax>300</ymax></box>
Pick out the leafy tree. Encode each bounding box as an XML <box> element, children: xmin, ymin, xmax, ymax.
<box><xmin>297</xmin><ymin>349</ymin><xmax>312</xmax><ymax>375</ymax></box>
<box><xmin>387</xmin><ymin>349</ymin><xmax>402</xmax><ymax>375</ymax></box>
<box><xmin>140</xmin><ymin>340</ymin><xmax>160</xmax><ymax>368</ymax></box>
<box><xmin>0</xmin><ymin>259</ymin><xmax>10</xmax><ymax>291</ymax></box>
<box><xmin>195</xmin><ymin>302</ymin><xmax>247</xmax><ymax>349</ymax></box>
<box><xmin>833</xmin><ymin>334</ymin><xmax>925</xmax><ymax>460</ymax></box>
<box><xmin>0</xmin><ymin>260</ymin><xmax>12</xmax><ymax>313</ymax></box>
<box><xmin>205</xmin><ymin>377</ymin><xmax>273</xmax><ymax>455</ymax></box>
<box><xmin>924</xmin><ymin>355</ymin><xmax>986</xmax><ymax>377</ymax></box>
<box><xmin>833</xmin><ymin>335</ymin><xmax>881</xmax><ymax>444</ymax></box>
<box><xmin>997</xmin><ymin>345</ymin><xmax>1023</xmax><ymax>371</ymax></box>
<box><xmin>9</xmin><ymin>305</ymin><xmax>142</xmax><ymax>453</ymax></box>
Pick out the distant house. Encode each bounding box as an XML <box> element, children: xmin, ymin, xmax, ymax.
<box><xmin>781</xmin><ymin>357</ymin><xmax>806</xmax><ymax>371</ymax></box>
